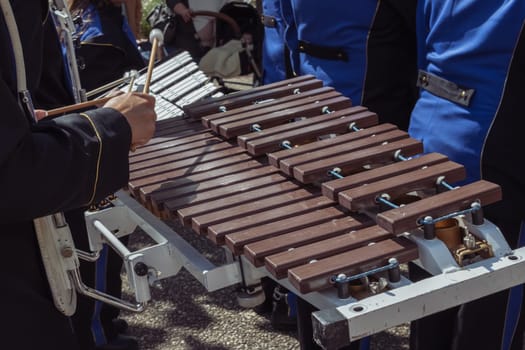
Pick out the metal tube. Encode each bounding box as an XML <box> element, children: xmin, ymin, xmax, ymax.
<box><xmin>69</xmin><ymin>269</ymin><xmax>146</xmax><ymax>313</ymax></box>
<box><xmin>92</xmin><ymin>219</ymin><xmax>131</xmax><ymax>258</ymax></box>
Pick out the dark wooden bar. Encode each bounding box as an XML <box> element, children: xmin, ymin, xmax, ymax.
<box><xmin>243</xmin><ymin>215</ymin><xmax>372</xmax><ymax>267</ymax></box>
<box><xmin>191</xmin><ymin>187</ymin><xmax>320</xmax><ymax>234</ymax></box>
<box><xmin>376</xmin><ymin>180</ymin><xmax>502</xmax><ymax>234</ymax></box>
<box><xmin>265</xmin><ymin>225</ymin><xmax>392</xmax><ymax>279</ymax></box>
<box><xmin>133</xmin><ymin>148</ymin><xmax>253</xmax><ymax>201</ymax></box>
<box><xmin>291</xmin><ymin>138</ymin><xmax>423</xmax><ymax>184</ymax></box>
<box><xmin>287</xmin><ymin>237</ymin><xmax>419</xmax><ymax>294</ymax></box>
<box><xmin>337</xmin><ymin>160</ymin><xmax>466</xmax><ymax>211</ymax></box>
<box><xmin>183</xmin><ymin>75</ymin><xmax>319</xmax><ymax>119</ymax></box>
<box><xmin>222</xmin><ymin>205</ymin><xmax>355</xmax><ymax>253</ymax></box>
<box><xmin>207</xmin><ymin>196</ymin><xmax>336</xmax><ymax>245</ymax></box>
<box><xmin>239</xmin><ymin>108</ymin><xmax>378</xmax><ymax>155</ymax></box>
<box><xmin>267</xmin><ymin>123</ymin><xmax>399</xmax><ymax>168</ymax></box>
<box><xmin>149</xmin><ymin>166</ymin><xmax>281</xmax><ymax>213</ymax></box>
<box><xmin>201</xmin><ymin>86</ymin><xmax>334</xmax><ymax>128</ymax></box>
<box><xmin>162</xmin><ymin>172</ymin><xmax>292</xmax><ymax>218</ymax></box>
<box><xmin>129</xmin><ymin>137</ymin><xmax>236</xmax><ymax>173</ymax></box>
<box><xmin>131</xmin><ymin>122</ymin><xmax>208</xmax><ymax>152</ymax></box>
<box><xmin>321</xmin><ymin>153</ymin><xmax>450</xmax><ymax>200</ymax></box>
<box><xmin>145</xmin><ymin>118</ymin><xmax>204</xmax><ymax>140</ymax></box>
<box><xmin>277</xmin><ymin>129</ymin><xmax>410</xmax><ymax>176</ymax></box>
<box><xmin>129</xmin><ymin>130</ymin><xmax>215</xmax><ymax>163</ymax></box>
<box><xmin>177</xmin><ymin>180</ymin><xmax>304</xmax><ymax>225</ymax></box>
<box><xmin>215</xmin><ymin>94</ymin><xmax>351</xmax><ymax>139</ymax></box>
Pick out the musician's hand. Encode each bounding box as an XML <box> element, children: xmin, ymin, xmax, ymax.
<box><xmin>174</xmin><ymin>3</ymin><xmax>193</xmax><ymax>23</ymax></box>
<box><xmin>104</xmin><ymin>89</ymin><xmax>125</xmax><ymax>99</ymax></box>
<box><xmin>34</xmin><ymin>109</ymin><xmax>49</xmax><ymax>121</ymax></box>
<box><xmin>103</xmin><ymin>92</ymin><xmax>157</xmax><ymax>150</ymax></box>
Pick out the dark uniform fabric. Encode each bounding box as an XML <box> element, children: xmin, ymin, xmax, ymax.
<box><xmin>70</xmin><ymin>3</ymin><xmax>144</xmax><ymax>348</ymax></box>
<box><xmin>75</xmin><ymin>4</ymin><xmax>145</xmax><ymax>92</ymax></box>
<box><xmin>281</xmin><ymin>0</ymin><xmax>418</xmax><ymax>131</ymax></box>
<box><xmin>261</xmin><ymin>0</ymin><xmax>290</xmax><ymax>84</ymax></box>
<box><xmin>34</xmin><ymin>16</ymin><xmax>76</xmax><ymax>109</ymax></box>
<box><xmin>0</xmin><ymin>1</ymin><xmax>132</xmax><ymax>349</ymax></box>
<box><xmin>165</xmin><ymin>0</ymin><xmax>204</xmax><ymax>60</ymax></box>
<box><xmin>408</xmin><ymin>1</ymin><xmax>525</xmax><ymax>349</ymax></box>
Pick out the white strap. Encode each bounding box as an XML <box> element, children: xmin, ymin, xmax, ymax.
<box><xmin>0</xmin><ymin>0</ymin><xmax>27</xmax><ymax>91</ymax></box>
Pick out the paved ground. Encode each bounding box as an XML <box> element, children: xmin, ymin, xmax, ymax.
<box><xmin>120</xmin><ymin>219</ymin><xmax>409</xmax><ymax>350</ymax></box>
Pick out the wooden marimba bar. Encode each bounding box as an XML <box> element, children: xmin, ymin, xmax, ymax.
<box><xmin>127</xmin><ymin>75</ymin><xmax>502</xmax><ymax>296</ymax></box>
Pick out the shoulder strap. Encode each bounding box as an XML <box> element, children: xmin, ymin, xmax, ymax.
<box><xmin>0</xmin><ymin>0</ymin><xmax>36</xmax><ymax>122</ymax></box>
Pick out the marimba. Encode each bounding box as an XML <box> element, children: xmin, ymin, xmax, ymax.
<box><xmin>132</xmin><ymin>51</ymin><xmax>223</xmax><ymax>121</ymax></box>
<box><xmin>117</xmin><ymin>74</ymin><xmax>522</xmax><ymax>349</ymax></box>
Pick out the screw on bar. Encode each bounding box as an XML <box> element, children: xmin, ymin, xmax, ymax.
<box><xmin>293</xmin><ymin>88</ymin><xmax>301</xmax><ymax>94</ymax></box>
<box><xmin>321</xmin><ymin>106</ymin><xmax>333</xmax><ymax>114</ymax></box>
<box><xmin>281</xmin><ymin>140</ymin><xmax>293</xmax><ymax>150</ymax></box>
<box><xmin>348</xmin><ymin>122</ymin><xmax>360</xmax><ymax>132</ymax></box>
<box><xmin>394</xmin><ymin>150</ymin><xmax>409</xmax><ymax>162</ymax></box>
<box><xmin>375</xmin><ymin>193</ymin><xmax>400</xmax><ymax>209</ymax></box>
<box><xmin>218</xmin><ymin>106</ymin><xmax>227</xmax><ymax>112</ymax></box>
<box><xmin>436</xmin><ymin>175</ymin><xmax>458</xmax><ymax>192</ymax></box>
<box><xmin>393</xmin><ymin>150</ymin><xmax>459</xmax><ymax>197</ymax></box>
<box><xmin>328</xmin><ymin>167</ymin><xmax>344</xmax><ymax>179</ymax></box>
<box><xmin>251</xmin><ymin>123</ymin><xmax>262</xmax><ymax>132</ymax></box>
<box><xmin>392</xmin><ymin>154</ymin><xmax>457</xmax><ymax>193</ymax></box>
<box><xmin>331</xmin><ymin>258</ymin><xmax>400</xmax><ymax>299</ymax></box>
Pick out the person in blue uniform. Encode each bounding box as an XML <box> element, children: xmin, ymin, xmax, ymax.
<box><xmin>280</xmin><ymin>0</ymin><xmax>418</xmax><ymax>131</ymax></box>
<box><xmin>260</xmin><ymin>0</ymin><xmax>290</xmax><ymax>85</ymax></box>
<box><xmin>0</xmin><ymin>1</ymin><xmax>156</xmax><ymax>349</ymax></box>
<box><xmin>407</xmin><ymin>1</ymin><xmax>525</xmax><ymax>349</ymax></box>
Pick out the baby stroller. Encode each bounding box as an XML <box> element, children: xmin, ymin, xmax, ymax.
<box><xmin>147</xmin><ymin>1</ymin><xmax>263</xmax><ymax>90</ymax></box>
<box><xmin>193</xmin><ymin>1</ymin><xmax>264</xmax><ymax>90</ymax></box>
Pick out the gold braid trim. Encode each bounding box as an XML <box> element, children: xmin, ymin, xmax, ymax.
<box><xmin>80</xmin><ymin>113</ymin><xmax>102</xmax><ymax>205</ymax></box>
